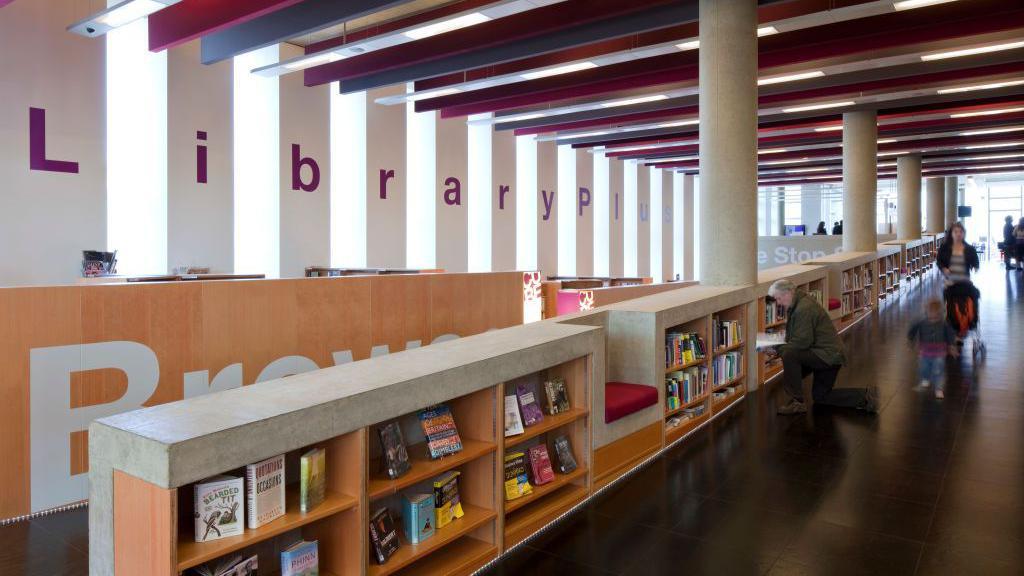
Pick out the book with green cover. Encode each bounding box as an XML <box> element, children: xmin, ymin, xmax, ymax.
<box><xmin>300</xmin><ymin>447</ymin><xmax>326</xmax><ymax>514</ymax></box>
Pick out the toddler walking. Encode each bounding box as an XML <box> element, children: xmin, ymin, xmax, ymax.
<box><xmin>907</xmin><ymin>299</ymin><xmax>957</xmax><ymax>399</ymax></box>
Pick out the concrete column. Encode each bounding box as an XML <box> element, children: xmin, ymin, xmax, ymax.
<box><xmin>926</xmin><ymin>177</ymin><xmax>945</xmax><ymax>233</ymax></box>
<box><xmin>897</xmin><ymin>154</ymin><xmax>922</xmax><ymax>240</ymax></box>
<box><xmin>698</xmin><ymin>0</ymin><xmax>757</xmax><ymax>285</ymax></box>
<box><xmin>801</xmin><ymin>183</ymin><xmax>822</xmax><ymax>232</ymax></box>
<box><xmin>842</xmin><ymin>110</ymin><xmax>878</xmax><ymax>251</ymax></box>
<box><xmin>776</xmin><ymin>189</ymin><xmax>787</xmax><ymax>236</ymax></box>
<box><xmin>945</xmin><ymin>176</ymin><xmax>958</xmax><ymax>228</ymax></box>
<box><xmin>683</xmin><ymin>173</ymin><xmax>695</xmax><ymax>280</ymax></box>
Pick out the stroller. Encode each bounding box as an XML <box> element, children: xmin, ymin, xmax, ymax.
<box><xmin>944</xmin><ymin>281</ymin><xmax>986</xmax><ymax>358</ymax></box>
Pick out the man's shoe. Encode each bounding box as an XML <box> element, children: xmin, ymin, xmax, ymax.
<box><xmin>861</xmin><ymin>386</ymin><xmax>879</xmax><ymax>413</ymax></box>
<box><xmin>777</xmin><ymin>399</ymin><xmax>808</xmax><ymax>415</ymax></box>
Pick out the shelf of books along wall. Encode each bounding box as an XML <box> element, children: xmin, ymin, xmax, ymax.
<box><xmin>710</xmin><ymin>305</ymin><xmax>746</xmax><ymax>414</ymax></box>
<box><xmin>178</xmin><ymin>429</ymin><xmax>363</xmax><ymax>576</ymax></box>
<box><xmin>368</xmin><ymin>387</ymin><xmax>499</xmax><ymax>576</ymax></box>
<box><xmin>759</xmin><ymin>295</ymin><xmax>786</xmax><ymax>383</ymax></box>
<box><xmin>664</xmin><ymin>316</ymin><xmax>711</xmax><ymax>442</ymax></box>
<box><xmin>501</xmin><ymin>356</ymin><xmax>590</xmax><ymax>547</ymax></box>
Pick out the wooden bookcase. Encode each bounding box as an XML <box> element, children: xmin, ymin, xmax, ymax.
<box><xmin>756</xmin><ymin>277</ymin><xmax>824</xmax><ymax>386</ymax></box>
<box><xmin>838</xmin><ymin>262</ymin><xmax>874</xmax><ymax>326</ymax></box>
<box><xmin>709</xmin><ymin>304</ymin><xmax>747</xmax><ymax>415</ymax></box>
<box><xmin>500</xmin><ymin>355</ymin><xmax>591</xmax><ymax>548</ymax></box>
<box><xmin>663</xmin><ymin>316</ymin><xmax>711</xmax><ymax>444</ymax></box>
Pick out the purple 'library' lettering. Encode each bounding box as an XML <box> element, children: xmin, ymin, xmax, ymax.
<box><xmin>640</xmin><ymin>202</ymin><xmax>649</xmax><ymax>222</ymax></box>
<box><xmin>541</xmin><ymin>190</ymin><xmax>555</xmax><ymax>221</ymax></box>
<box><xmin>379</xmin><ymin>169</ymin><xmax>395</xmax><ymax>199</ymax></box>
<box><xmin>578</xmin><ymin>187</ymin><xmax>590</xmax><ymax>216</ymax></box>
<box><xmin>29</xmin><ymin>107</ymin><xmax>78</xmax><ymax>174</ymax></box>
<box><xmin>499</xmin><ymin>185</ymin><xmax>510</xmax><ymax>210</ymax></box>
<box><xmin>291</xmin><ymin>144</ymin><xmax>320</xmax><ymax>192</ymax></box>
<box><xmin>443</xmin><ymin>177</ymin><xmax>462</xmax><ymax>206</ymax></box>
<box><xmin>196</xmin><ymin>131</ymin><xmax>208</xmax><ymax>184</ymax></box>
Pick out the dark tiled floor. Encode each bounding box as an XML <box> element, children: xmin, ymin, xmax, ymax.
<box><xmin>487</xmin><ymin>262</ymin><xmax>1024</xmax><ymax>576</ymax></box>
<box><xmin>3</xmin><ymin>263</ymin><xmax>1022</xmax><ymax>576</ymax></box>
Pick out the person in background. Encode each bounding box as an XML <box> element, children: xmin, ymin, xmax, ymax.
<box><xmin>767</xmin><ymin>279</ymin><xmax>878</xmax><ymax>415</ymax></box>
<box><xmin>1002</xmin><ymin>215</ymin><xmax>1016</xmax><ymax>270</ymax></box>
<box><xmin>938</xmin><ymin>221</ymin><xmax>980</xmax><ymax>285</ymax></box>
<box><xmin>1015</xmin><ymin>217</ymin><xmax>1024</xmax><ymax>271</ymax></box>
<box><xmin>907</xmin><ymin>299</ymin><xmax>958</xmax><ymax>400</ymax></box>
<box><xmin>815</xmin><ymin>221</ymin><xmax>828</xmax><ymax>235</ymax></box>
<box><xmin>832</xmin><ymin>221</ymin><xmax>841</xmax><ymax>235</ymax></box>
<box><xmin>838</xmin><ymin>220</ymin><xmax>844</xmax><ymax>234</ymax></box>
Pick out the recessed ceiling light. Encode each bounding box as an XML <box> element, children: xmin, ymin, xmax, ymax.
<box><xmin>600</xmin><ymin>94</ymin><xmax>668</xmax><ymax>108</ymax></box>
<box><xmin>937</xmin><ymin>79</ymin><xmax>1024</xmax><ymax>94</ymax></box>
<box><xmin>782</xmin><ymin>101</ymin><xmax>856</xmax><ymax>113</ymax></box>
<box><xmin>758</xmin><ymin>70</ymin><xmax>824</xmax><ymax>86</ymax></box>
<box><xmin>893</xmin><ymin>0</ymin><xmax>959</xmax><ymax>10</ymax></box>
<box><xmin>950</xmin><ymin>107</ymin><xmax>1024</xmax><ymax>118</ymax></box>
<box><xmin>403</xmin><ymin>13</ymin><xmax>490</xmax><ymax>40</ymax></box>
<box><xmin>521</xmin><ymin>61</ymin><xmax>598</xmax><ymax>80</ymax></box>
<box><xmin>676</xmin><ymin>40</ymin><xmax>700</xmax><ymax>51</ymax></box>
<box><xmin>959</xmin><ymin>127</ymin><xmax>1024</xmax><ymax>136</ymax></box>
<box><xmin>921</xmin><ymin>40</ymin><xmax>1024</xmax><ymax>62</ymax></box>
<box><xmin>757</xmin><ymin>26</ymin><xmax>778</xmax><ymax>37</ymax></box>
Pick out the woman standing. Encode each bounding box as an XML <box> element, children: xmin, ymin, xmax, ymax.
<box><xmin>815</xmin><ymin>221</ymin><xmax>828</xmax><ymax>235</ymax></box>
<box><xmin>936</xmin><ymin>222</ymin><xmax>981</xmax><ymax>339</ymax></box>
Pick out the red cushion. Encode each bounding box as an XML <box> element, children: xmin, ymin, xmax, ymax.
<box><xmin>605</xmin><ymin>381</ymin><xmax>659</xmax><ymax>423</ymax></box>
<box><xmin>828</xmin><ymin>297</ymin><xmax>841</xmax><ymax>311</ymax></box>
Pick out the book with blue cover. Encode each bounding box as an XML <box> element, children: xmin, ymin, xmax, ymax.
<box><xmin>280</xmin><ymin>540</ymin><xmax>318</xmax><ymax>576</ymax></box>
<box><xmin>402</xmin><ymin>493</ymin><xmax>435</xmax><ymax>544</ymax></box>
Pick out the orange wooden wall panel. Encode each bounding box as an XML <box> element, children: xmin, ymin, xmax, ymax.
<box><xmin>113</xmin><ymin>470</ymin><xmax>176</xmax><ymax>576</ymax></box>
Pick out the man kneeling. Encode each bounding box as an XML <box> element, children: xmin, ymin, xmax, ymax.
<box><xmin>767</xmin><ymin>280</ymin><xmax>878</xmax><ymax>415</ymax></box>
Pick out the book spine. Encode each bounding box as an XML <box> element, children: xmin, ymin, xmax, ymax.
<box><xmin>246</xmin><ymin>465</ymin><xmax>256</xmax><ymax>529</ymax></box>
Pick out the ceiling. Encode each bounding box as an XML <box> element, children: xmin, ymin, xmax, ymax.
<box><xmin>122</xmin><ymin>0</ymin><xmax>1024</xmax><ymax>184</ymax></box>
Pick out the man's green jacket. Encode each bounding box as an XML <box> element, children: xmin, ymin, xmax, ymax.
<box><xmin>780</xmin><ymin>290</ymin><xmax>847</xmax><ymax>366</ymax></box>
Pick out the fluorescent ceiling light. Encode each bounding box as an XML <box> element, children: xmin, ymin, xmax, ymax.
<box><xmin>403</xmin><ymin>12</ymin><xmax>490</xmax><ymax>40</ymax></box>
<box><xmin>926</xmin><ymin>163</ymin><xmax>1024</xmax><ymax>171</ymax></box>
<box><xmin>561</xmin><ymin>130</ymin><xmax>611</xmax><ymax>140</ymax></box>
<box><xmin>878</xmin><ymin>150</ymin><xmax>910</xmax><ymax>156</ymax></box>
<box><xmin>893</xmin><ymin>0</ymin><xmax>958</xmax><ymax>10</ymax></box>
<box><xmin>878</xmin><ymin>162</ymin><xmax>897</xmax><ymax>167</ymax></box>
<box><xmin>657</xmin><ymin>119</ymin><xmax>699</xmax><ymax>128</ymax></box>
<box><xmin>757</xmin><ymin>26</ymin><xmax>779</xmax><ymax>37</ymax></box>
<box><xmin>921</xmin><ymin>40</ymin><xmax>1024</xmax><ymax>62</ymax></box>
<box><xmin>760</xmin><ymin>158</ymin><xmax>811</xmax><ymax>165</ymax></box>
<box><xmin>67</xmin><ymin>0</ymin><xmax>173</xmax><ymax>36</ymax></box>
<box><xmin>878</xmin><ymin>138</ymin><xmax>897</xmax><ymax>144</ymax></box>
<box><xmin>950</xmin><ymin>107</ymin><xmax>1024</xmax><ymax>118</ymax></box>
<box><xmin>758</xmin><ymin>70</ymin><xmax>824</xmax><ymax>86</ymax></box>
<box><xmin>959</xmin><ymin>126</ymin><xmax>1024</xmax><ymax>136</ymax></box>
<box><xmin>786</xmin><ymin>167</ymin><xmax>829</xmax><ymax>173</ymax></box>
<box><xmin>521</xmin><ymin>61</ymin><xmax>597</xmax><ymax>80</ymax></box>
<box><xmin>406</xmin><ymin>87</ymin><xmax>461</xmax><ymax>102</ymax></box>
<box><xmin>283</xmin><ymin>52</ymin><xmax>342</xmax><ymax>71</ymax></box>
<box><xmin>964</xmin><ymin>141</ymin><xmax>1024</xmax><ymax>149</ymax></box>
<box><xmin>760</xmin><ymin>148</ymin><xmax>788</xmax><ymax>154</ymax></box>
<box><xmin>676</xmin><ymin>40</ymin><xmax>700</xmax><ymax>51</ymax></box>
<box><xmin>937</xmin><ymin>79</ymin><xmax>1024</xmax><ymax>94</ymax></box>
<box><xmin>954</xmin><ymin>153</ymin><xmax>1024</xmax><ymax>161</ymax></box>
<box><xmin>782</xmin><ymin>101</ymin><xmax>856</xmax><ymax>113</ymax></box>
<box><xmin>814</xmin><ymin>125</ymin><xmax>843</xmax><ymax>132</ymax></box>
<box><xmin>601</xmin><ymin>94</ymin><xmax>668</xmax><ymax>108</ymax></box>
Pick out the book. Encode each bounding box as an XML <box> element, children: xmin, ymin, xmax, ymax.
<box><xmin>402</xmin><ymin>493</ymin><xmax>435</xmax><ymax>544</ymax></box>
<box><xmin>543</xmin><ymin>377</ymin><xmax>571</xmax><ymax>415</ymax></box>
<box><xmin>191</xmin><ymin>554</ymin><xmax>257</xmax><ymax>576</ymax></box>
<box><xmin>281</xmin><ymin>540</ymin><xmax>318</xmax><ymax>576</ymax></box>
<box><xmin>246</xmin><ymin>454</ymin><xmax>285</xmax><ymax>529</ymax></box>
<box><xmin>552</xmin><ymin>435</ymin><xmax>578</xmax><ymax>474</ymax></box>
<box><xmin>516</xmin><ymin>382</ymin><xmax>544</xmax><ymax>427</ymax></box>
<box><xmin>527</xmin><ymin>444</ymin><xmax>555</xmax><ymax>485</ymax></box>
<box><xmin>299</xmin><ymin>447</ymin><xmax>326</xmax><ymax>514</ymax></box>
<box><xmin>503</xmin><ymin>394</ymin><xmax>525</xmax><ymax>437</ymax></box>
<box><xmin>432</xmin><ymin>470</ymin><xmax>465</xmax><ymax>529</ymax></box>
<box><xmin>369</xmin><ymin>508</ymin><xmax>400</xmax><ymax>565</ymax></box>
<box><xmin>193</xmin><ymin>475</ymin><xmax>244</xmax><ymax>543</ymax></box>
<box><xmin>419</xmin><ymin>404</ymin><xmax>464</xmax><ymax>459</ymax></box>
<box><xmin>378</xmin><ymin>422</ymin><xmax>411</xmax><ymax>479</ymax></box>
<box><xmin>503</xmin><ymin>451</ymin><xmax>533</xmax><ymax>501</ymax></box>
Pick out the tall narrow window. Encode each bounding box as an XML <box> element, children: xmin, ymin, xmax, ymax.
<box><xmin>624</xmin><ymin>160</ymin><xmax>638</xmax><ymax>276</ymax></box>
<box><xmin>557</xmin><ymin>144</ymin><xmax>576</xmax><ymax>276</ymax></box>
<box><xmin>233</xmin><ymin>46</ymin><xmax>280</xmax><ymax>277</ymax></box>
<box><xmin>673</xmin><ymin>172</ymin><xmax>684</xmax><ymax>280</ymax></box>
<box><xmin>407</xmin><ymin>94</ymin><xmax>436</xmax><ymax>268</ymax></box>
<box><xmin>516</xmin><ymin>136</ymin><xmax>538</xmax><ymax>270</ymax></box>
<box><xmin>330</xmin><ymin>85</ymin><xmax>367</xmax><ymax>267</ymax></box>
<box><xmin>593</xmin><ymin>151</ymin><xmax>610</xmax><ymax>277</ymax></box>
<box><xmin>649</xmin><ymin>167</ymin><xmax>662</xmax><ymax>282</ymax></box>
<box><xmin>107</xmin><ymin>17</ymin><xmax>167</xmax><ymax>275</ymax></box>
<box><xmin>468</xmin><ymin>115</ymin><xmax>492</xmax><ymax>272</ymax></box>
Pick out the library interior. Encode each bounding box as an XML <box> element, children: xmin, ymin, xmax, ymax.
<box><xmin>4</xmin><ymin>0</ymin><xmax>1024</xmax><ymax>575</ymax></box>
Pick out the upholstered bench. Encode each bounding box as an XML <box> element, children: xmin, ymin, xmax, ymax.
<box><xmin>605</xmin><ymin>381</ymin><xmax>659</xmax><ymax>423</ymax></box>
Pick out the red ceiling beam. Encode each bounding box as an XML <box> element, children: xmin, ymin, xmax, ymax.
<box><xmin>148</xmin><ymin>0</ymin><xmax>304</xmax><ymax>52</ymax></box>
<box><xmin>512</xmin><ymin>106</ymin><xmax>698</xmax><ymax>137</ymax></box>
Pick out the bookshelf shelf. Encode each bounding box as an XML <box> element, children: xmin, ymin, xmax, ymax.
<box><xmin>665</xmin><ymin>357</ymin><xmax>707</xmax><ymax>373</ymax></box>
<box><xmin>504</xmin><ymin>484</ymin><xmax>588</xmax><ymax>547</ymax></box>
<box><xmin>177</xmin><ymin>488</ymin><xmax>358</xmax><ymax>572</ymax></box>
<box><xmin>712</xmin><ymin>387</ymin><xmax>745</xmax><ymax>413</ymax></box>
<box><xmin>367</xmin><ymin>505</ymin><xmax>497</xmax><ymax>576</ymax></box>
<box><xmin>665</xmin><ymin>411</ymin><xmax>709</xmax><ymax>444</ymax></box>
<box><xmin>712</xmin><ymin>373</ymin><xmax>746</xmax><ymax>393</ymax></box>
<box><xmin>766</xmin><ymin>319</ymin><xmax>787</xmax><ymax>329</ymax></box>
<box><xmin>764</xmin><ymin>363</ymin><xmax>782</xmax><ymax>380</ymax></box>
<box><xmin>368</xmin><ymin>439</ymin><xmax>497</xmax><ymax>500</ymax></box>
<box><xmin>395</xmin><ymin>537</ymin><xmax>497</xmax><ymax>576</ymax></box>
<box><xmin>713</xmin><ymin>341</ymin><xmax>744</xmax><ymax>355</ymax></box>
<box><xmin>504</xmin><ymin>466</ymin><xmax>588</xmax><ymax>514</ymax></box>
<box><xmin>503</xmin><ymin>407</ymin><xmax>589</xmax><ymax>449</ymax></box>
<box><xmin>665</xmin><ymin>393</ymin><xmax>709</xmax><ymax>417</ymax></box>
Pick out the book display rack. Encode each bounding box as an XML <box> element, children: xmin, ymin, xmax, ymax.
<box><xmin>709</xmin><ymin>304</ymin><xmax>747</xmax><ymax>415</ymax></box>
<box><xmin>876</xmin><ymin>245</ymin><xmax>902</xmax><ymax>303</ymax></box>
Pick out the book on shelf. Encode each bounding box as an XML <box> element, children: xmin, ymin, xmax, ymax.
<box><xmin>419</xmin><ymin>404</ymin><xmax>463</xmax><ymax>459</ymax></box>
<box><xmin>665</xmin><ymin>365</ymin><xmax>707</xmax><ymax>408</ymax></box>
<box><xmin>504</xmin><ymin>394</ymin><xmax>525</xmax><ymax>437</ymax></box>
<box><xmin>246</xmin><ymin>453</ymin><xmax>285</xmax><ymax>529</ymax></box>
<box><xmin>369</xmin><ymin>508</ymin><xmax>400</xmax><ymax>565</ymax></box>
<box><xmin>402</xmin><ymin>493</ymin><xmax>435</xmax><ymax>544</ymax></box>
<box><xmin>527</xmin><ymin>444</ymin><xmax>556</xmax><ymax>485</ymax></box>
<box><xmin>713</xmin><ymin>319</ymin><xmax>742</xmax><ymax>349</ymax></box>
<box><xmin>299</xmin><ymin>447</ymin><xmax>326</xmax><ymax>513</ymax></box>
<box><xmin>194</xmin><ymin>475</ymin><xmax>244</xmax><ymax>543</ymax></box>
<box><xmin>191</xmin><ymin>554</ymin><xmax>258</xmax><ymax>576</ymax></box>
<box><xmin>712</xmin><ymin>351</ymin><xmax>743</xmax><ymax>386</ymax></box>
<box><xmin>503</xmin><ymin>451</ymin><xmax>533</xmax><ymax>501</ymax></box>
<box><xmin>378</xmin><ymin>422</ymin><xmax>411</xmax><ymax>480</ymax></box>
<box><xmin>764</xmin><ymin>300</ymin><xmax>786</xmax><ymax>325</ymax></box>
<box><xmin>432</xmin><ymin>470</ymin><xmax>465</xmax><ymax>529</ymax></box>
<box><xmin>543</xmin><ymin>376</ymin><xmax>571</xmax><ymax>415</ymax></box>
<box><xmin>516</xmin><ymin>382</ymin><xmax>545</xmax><ymax>427</ymax></box>
<box><xmin>665</xmin><ymin>331</ymin><xmax>706</xmax><ymax>367</ymax></box>
<box><xmin>281</xmin><ymin>540</ymin><xmax>318</xmax><ymax>576</ymax></box>
<box><xmin>551</xmin><ymin>435</ymin><xmax>578</xmax><ymax>474</ymax></box>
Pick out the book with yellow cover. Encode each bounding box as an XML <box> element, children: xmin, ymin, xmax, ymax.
<box><xmin>503</xmin><ymin>452</ymin><xmax>532</xmax><ymax>501</ymax></box>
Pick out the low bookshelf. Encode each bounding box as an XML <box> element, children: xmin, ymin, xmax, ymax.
<box><xmin>500</xmin><ymin>355</ymin><xmax>592</xmax><ymax>548</ymax></box>
<box><xmin>664</xmin><ymin>316</ymin><xmax>711</xmax><ymax>444</ymax></box>
<box><xmin>839</xmin><ymin>262</ymin><xmax>874</xmax><ymax>327</ymax></box>
<box><xmin>710</xmin><ymin>304</ymin><xmax>747</xmax><ymax>415</ymax></box>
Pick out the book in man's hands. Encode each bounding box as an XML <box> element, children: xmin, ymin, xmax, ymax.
<box><xmin>194</xmin><ymin>475</ymin><xmax>244</xmax><ymax>543</ymax></box>
<box><xmin>369</xmin><ymin>508</ymin><xmax>400</xmax><ymax>564</ymax></box>
<box><xmin>299</xmin><ymin>447</ymin><xmax>326</xmax><ymax>513</ymax></box>
<box><xmin>246</xmin><ymin>454</ymin><xmax>285</xmax><ymax>529</ymax></box>
<box><xmin>544</xmin><ymin>377</ymin><xmax>571</xmax><ymax>415</ymax></box>
<box><xmin>552</xmin><ymin>435</ymin><xmax>578</xmax><ymax>474</ymax></box>
<box><xmin>516</xmin><ymin>382</ymin><xmax>544</xmax><ymax>427</ymax></box>
<box><xmin>378</xmin><ymin>421</ymin><xmax>411</xmax><ymax>479</ymax></box>
<box><xmin>419</xmin><ymin>404</ymin><xmax>463</xmax><ymax>459</ymax></box>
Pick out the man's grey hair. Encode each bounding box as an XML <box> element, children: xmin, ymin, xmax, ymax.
<box><xmin>768</xmin><ymin>279</ymin><xmax>797</xmax><ymax>299</ymax></box>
